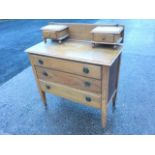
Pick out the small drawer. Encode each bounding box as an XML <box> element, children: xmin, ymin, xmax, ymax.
<box><xmin>56</xmin><ymin>29</ymin><xmax>69</xmax><ymax>39</ymax></box>
<box><xmin>49</xmin><ymin>29</ymin><xmax>69</xmax><ymax>40</ymax></box>
<box><xmin>91</xmin><ymin>26</ymin><xmax>123</xmax><ymax>44</ymax></box>
<box><xmin>36</xmin><ymin>66</ymin><xmax>102</xmax><ymax>94</ymax></box>
<box><xmin>92</xmin><ymin>33</ymin><xmax>121</xmax><ymax>43</ymax></box>
<box><xmin>30</xmin><ymin>54</ymin><xmax>101</xmax><ymax>79</ymax></box>
<box><xmin>39</xmin><ymin>80</ymin><xmax>101</xmax><ymax>108</ymax></box>
<box><xmin>41</xmin><ymin>25</ymin><xmax>69</xmax><ymax>41</ymax></box>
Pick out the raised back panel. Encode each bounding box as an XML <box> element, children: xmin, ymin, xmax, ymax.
<box><xmin>49</xmin><ymin>23</ymin><xmax>125</xmax><ymax>43</ymax></box>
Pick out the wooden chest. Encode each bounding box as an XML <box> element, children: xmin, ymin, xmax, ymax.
<box><xmin>91</xmin><ymin>26</ymin><xmax>124</xmax><ymax>46</ymax></box>
<box><xmin>26</xmin><ymin>23</ymin><xmax>123</xmax><ymax>128</ymax></box>
<box><xmin>41</xmin><ymin>25</ymin><xmax>69</xmax><ymax>43</ymax></box>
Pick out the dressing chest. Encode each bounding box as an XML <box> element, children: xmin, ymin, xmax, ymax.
<box><xmin>25</xmin><ymin>23</ymin><xmax>124</xmax><ymax>128</ymax></box>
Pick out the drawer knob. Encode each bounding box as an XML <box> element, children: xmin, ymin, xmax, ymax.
<box><xmin>38</xmin><ymin>59</ymin><xmax>44</xmax><ymax>65</ymax></box>
<box><xmin>45</xmin><ymin>85</ymin><xmax>51</xmax><ymax>90</ymax></box>
<box><xmin>85</xmin><ymin>96</ymin><xmax>91</xmax><ymax>102</ymax></box>
<box><xmin>42</xmin><ymin>71</ymin><xmax>48</xmax><ymax>76</ymax></box>
<box><xmin>83</xmin><ymin>67</ymin><xmax>89</xmax><ymax>74</ymax></box>
<box><xmin>84</xmin><ymin>81</ymin><xmax>91</xmax><ymax>87</ymax></box>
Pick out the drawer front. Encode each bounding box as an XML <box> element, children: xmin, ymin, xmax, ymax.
<box><xmin>50</xmin><ymin>32</ymin><xmax>57</xmax><ymax>39</ymax></box>
<box><xmin>36</xmin><ymin>66</ymin><xmax>101</xmax><ymax>94</ymax></box>
<box><xmin>57</xmin><ymin>29</ymin><xmax>68</xmax><ymax>39</ymax></box>
<box><xmin>93</xmin><ymin>33</ymin><xmax>122</xmax><ymax>43</ymax></box>
<box><xmin>93</xmin><ymin>33</ymin><xmax>114</xmax><ymax>43</ymax></box>
<box><xmin>40</xmin><ymin>80</ymin><xmax>101</xmax><ymax>108</ymax></box>
<box><xmin>30</xmin><ymin>54</ymin><xmax>101</xmax><ymax>79</ymax></box>
<box><xmin>43</xmin><ymin>29</ymin><xmax>68</xmax><ymax>39</ymax></box>
<box><xmin>42</xmin><ymin>31</ymin><xmax>51</xmax><ymax>38</ymax></box>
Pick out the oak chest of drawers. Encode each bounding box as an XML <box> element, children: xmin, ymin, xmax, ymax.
<box><xmin>25</xmin><ymin>23</ymin><xmax>123</xmax><ymax>128</ymax></box>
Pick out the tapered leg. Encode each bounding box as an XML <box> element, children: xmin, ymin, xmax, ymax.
<box><xmin>101</xmin><ymin>101</ymin><xmax>107</xmax><ymax>128</ymax></box>
<box><xmin>112</xmin><ymin>91</ymin><xmax>117</xmax><ymax>108</ymax></box>
<box><xmin>39</xmin><ymin>90</ymin><xmax>47</xmax><ymax>105</ymax></box>
<box><xmin>101</xmin><ymin>66</ymin><xmax>110</xmax><ymax>128</ymax></box>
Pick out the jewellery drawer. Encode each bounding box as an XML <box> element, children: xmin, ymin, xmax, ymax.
<box><xmin>92</xmin><ymin>33</ymin><xmax>121</xmax><ymax>43</ymax></box>
<box><xmin>30</xmin><ymin>54</ymin><xmax>101</xmax><ymax>79</ymax></box>
<box><xmin>36</xmin><ymin>66</ymin><xmax>101</xmax><ymax>94</ymax></box>
<box><xmin>39</xmin><ymin>80</ymin><xmax>101</xmax><ymax>108</ymax></box>
<box><xmin>91</xmin><ymin>26</ymin><xmax>123</xmax><ymax>44</ymax></box>
<box><xmin>43</xmin><ymin>29</ymin><xmax>69</xmax><ymax>40</ymax></box>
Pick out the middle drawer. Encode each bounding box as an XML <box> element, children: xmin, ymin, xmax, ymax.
<box><xmin>36</xmin><ymin>66</ymin><xmax>101</xmax><ymax>94</ymax></box>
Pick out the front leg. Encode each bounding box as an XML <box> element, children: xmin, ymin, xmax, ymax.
<box><xmin>101</xmin><ymin>66</ymin><xmax>110</xmax><ymax>128</ymax></box>
<box><xmin>39</xmin><ymin>90</ymin><xmax>47</xmax><ymax>106</ymax></box>
<box><xmin>101</xmin><ymin>100</ymin><xmax>107</xmax><ymax>128</ymax></box>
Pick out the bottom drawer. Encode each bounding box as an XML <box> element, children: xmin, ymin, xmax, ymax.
<box><xmin>40</xmin><ymin>80</ymin><xmax>101</xmax><ymax>108</ymax></box>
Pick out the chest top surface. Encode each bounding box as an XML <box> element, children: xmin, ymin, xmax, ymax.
<box><xmin>25</xmin><ymin>39</ymin><xmax>122</xmax><ymax>66</ymax></box>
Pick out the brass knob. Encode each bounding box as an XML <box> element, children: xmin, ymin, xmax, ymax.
<box><xmin>85</xmin><ymin>96</ymin><xmax>91</xmax><ymax>102</ymax></box>
<box><xmin>46</xmin><ymin>85</ymin><xmax>51</xmax><ymax>90</ymax></box>
<box><xmin>84</xmin><ymin>81</ymin><xmax>91</xmax><ymax>87</ymax></box>
<box><xmin>42</xmin><ymin>71</ymin><xmax>48</xmax><ymax>76</ymax></box>
<box><xmin>38</xmin><ymin>59</ymin><xmax>43</xmax><ymax>65</ymax></box>
<box><xmin>83</xmin><ymin>67</ymin><xmax>89</xmax><ymax>74</ymax></box>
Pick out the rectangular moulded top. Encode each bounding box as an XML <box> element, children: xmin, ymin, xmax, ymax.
<box><xmin>25</xmin><ymin>39</ymin><xmax>122</xmax><ymax>66</ymax></box>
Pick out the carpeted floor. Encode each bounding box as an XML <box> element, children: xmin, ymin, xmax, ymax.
<box><xmin>0</xmin><ymin>19</ymin><xmax>155</xmax><ymax>134</ymax></box>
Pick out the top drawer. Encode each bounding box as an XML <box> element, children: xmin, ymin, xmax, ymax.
<box><xmin>29</xmin><ymin>54</ymin><xmax>101</xmax><ymax>79</ymax></box>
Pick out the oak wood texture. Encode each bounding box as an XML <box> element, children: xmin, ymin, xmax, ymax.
<box><xmin>41</xmin><ymin>25</ymin><xmax>69</xmax><ymax>43</ymax></box>
<box><xmin>49</xmin><ymin>22</ymin><xmax>125</xmax><ymax>43</ymax></box>
<box><xmin>101</xmin><ymin>66</ymin><xmax>110</xmax><ymax>127</ymax></box>
<box><xmin>26</xmin><ymin>23</ymin><xmax>123</xmax><ymax>128</ymax></box>
<box><xmin>25</xmin><ymin>40</ymin><xmax>121</xmax><ymax>66</ymax></box>
<box><xmin>91</xmin><ymin>26</ymin><xmax>123</xmax><ymax>45</ymax></box>
<box><xmin>30</xmin><ymin>54</ymin><xmax>101</xmax><ymax>79</ymax></box>
<box><xmin>36</xmin><ymin>66</ymin><xmax>101</xmax><ymax>94</ymax></box>
<box><xmin>39</xmin><ymin>80</ymin><xmax>101</xmax><ymax>109</ymax></box>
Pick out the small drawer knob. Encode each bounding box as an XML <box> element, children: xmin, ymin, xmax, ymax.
<box><xmin>83</xmin><ymin>67</ymin><xmax>89</xmax><ymax>74</ymax></box>
<box><xmin>84</xmin><ymin>81</ymin><xmax>91</xmax><ymax>87</ymax></box>
<box><xmin>42</xmin><ymin>71</ymin><xmax>48</xmax><ymax>76</ymax></box>
<box><xmin>85</xmin><ymin>96</ymin><xmax>91</xmax><ymax>102</ymax></box>
<box><xmin>38</xmin><ymin>59</ymin><xmax>44</xmax><ymax>65</ymax></box>
<box><xmin>46</xmin><ymin>85</ymin><xmax>51</xmax><ymax>90</ymax></box>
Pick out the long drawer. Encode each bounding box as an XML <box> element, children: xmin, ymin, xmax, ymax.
<box><xmin>30</xmin><ymin>54</ymin><xmax>101</xmax><ymax>79</ymax></box>
<box><xmin>39</xmin><ymin>80</ymin><xmax>101</xmax><ymax>108</ymax></box>
<box><xmin>36</xmin><ymin>66</ymin><xmax>101</xmax><ymax>94</ymax></box>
